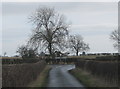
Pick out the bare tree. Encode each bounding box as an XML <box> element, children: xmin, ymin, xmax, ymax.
<box><xmin>28</xmin><ymin>7</ymin><xmax>69</xmax><ymax>57</ymax></box>
<box><xmin>69</xmin><ymin>35</ymin><xmax>90</xmax><ymax>56</ymax></box>
<box><xmin>110</xmin><ymin>30</ymin><xmax>120</xmax><ymax>50</ymax></box>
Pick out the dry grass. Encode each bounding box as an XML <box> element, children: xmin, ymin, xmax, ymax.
<box><xmin>2</xmin><ymin>60</ymin><xmax>46</xmax><ymax>87</ymax></box>
<box><xmin>1</xmin><ymin>57</ymin><xmax>22</xmax><ymax>60</ymax></box>
<box><xmin>28</xmin><ymin>65</ymin><xmax>51</xmax><ymax>87</ymax></box>
<box><xmin>70</xmin><ymin>68</ymin><xmax>116</xmax><ymax>87</ymax></box>
<box><xmin>75</xmin><ymin>60</ymin><xmax>118</xmax><ymax>87</ymax></box>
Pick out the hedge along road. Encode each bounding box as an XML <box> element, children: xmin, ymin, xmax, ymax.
<box><xmin>47</xmin><ymin>64</ymin><xmax>85</xmax><ymax>88</ymax></box>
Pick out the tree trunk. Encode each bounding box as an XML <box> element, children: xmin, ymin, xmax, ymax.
<box><xmin>48</xmin><ymin>43</ymin><xmax>52</xmax><ymax>56</ymax></box>
<box><xmin>48</xmin><ymin>43</ymin><xmax>55</xmax><ymax>62</ymax></box>
<box><xmin>76</xmin><ymin>50</ymin><xmax>79</xmax><ymax>56</ymax></box>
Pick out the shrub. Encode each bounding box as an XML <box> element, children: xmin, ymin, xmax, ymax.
<box><xmin>2</xmin><ymin>57</ymin><xmax>40</xmax><ymax>64</ymax></box>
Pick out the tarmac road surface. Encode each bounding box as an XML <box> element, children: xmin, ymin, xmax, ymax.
<box><xmin>47</xmin><ymin>64</ymin><xmax>85</xmax><ymax>88</ymax></box>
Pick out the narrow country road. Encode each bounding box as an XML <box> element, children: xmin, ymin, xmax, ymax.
<box><xmin>47</xmin><ymin>64</ymin><xmax>85</xmax><ymax>88</ymax></box>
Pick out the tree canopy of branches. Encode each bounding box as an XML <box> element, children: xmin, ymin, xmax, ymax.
<box><xmin>28</xmin><ymin>7</ymin><xmax>69</xmax><ymax>56</ymax></box>
<box><xmin>16</xmin><ymin>45</ymin><xmax>37</xmax><ymax>58</ymax></box>
<box><xmin>69</xmin><ymin>35</ymin><xmax>90</xmax><ymax>56</ymax></box>
<box><xmin>110</xmin><ymin>30</ymin><xmax>120</xmax><ymax>50</ymax></box>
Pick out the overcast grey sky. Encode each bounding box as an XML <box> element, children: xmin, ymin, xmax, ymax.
<box><xmin>2</xmin><ymin>2</ymin><xmax>118</xmax><ymax>56</ymax></box>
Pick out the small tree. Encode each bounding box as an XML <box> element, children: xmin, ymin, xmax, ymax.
<box><xmin>16</xmin><ymin>45</ymin><xmax>37</xmax><ymax>58</ymax></box>
<box><xmin>69</xmin><ymin>35</ymin><xmax>90</xmax><ymax>56</ymax></box>
<box><xmin>110</xmin><ymin>30</ymin><xmax>120</xmax><ymax>50</ymax></box>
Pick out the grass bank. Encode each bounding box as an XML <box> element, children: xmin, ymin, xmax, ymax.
<box><xmin>28</xmin><ymin>65</ymin><xmax>51</xmax><ymax>87</ymax></box>
<box><xmin>69</xmin><ymin>68</ymin><xmax>113</xmax><ymax>88</ymax></box>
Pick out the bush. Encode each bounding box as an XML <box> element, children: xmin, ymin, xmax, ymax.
<box><xmin>16</xmin><ymin>45</ymin><xmax>38</xmax><ymax>58</ymax></box>
<box><xmin>2</xmin><ymin>57</ymin><xmax>40</xmax><ymax>64</ymax></box>
<box><xmin>95</xmin><ymin>56</ymin><xmax>118</xmax><ymax>61</ymax></box>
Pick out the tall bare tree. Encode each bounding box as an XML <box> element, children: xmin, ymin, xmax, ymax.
<box><xmin>110</xmin><ymin>30</ymin><xmax>120</xmax><ymax>50</ymax></box>
<box><xmin>69</xmin><ymin>35</ymin><xmax>90</xmax><ymax>56</ymax></box>
<box><xmin>28</xmin><ymin>7</ymin><xmax>69</xmax><ymax>56</ymax></box>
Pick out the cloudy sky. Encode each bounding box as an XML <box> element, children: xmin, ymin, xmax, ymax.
<box><xmin>1</xmin><ymin>2</ymin><xmax>118</xmax><ymax>56</ymax></box>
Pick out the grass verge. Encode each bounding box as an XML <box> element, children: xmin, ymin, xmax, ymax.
<box><xmin>28</xmin><ymin>65</ymin><xmax>51</xmax><ymax>87</ymax></box>
<box><xmin>69</xmin><ymin>68</ymin><xmax>111</xmax><ymax>88</ymax></box>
